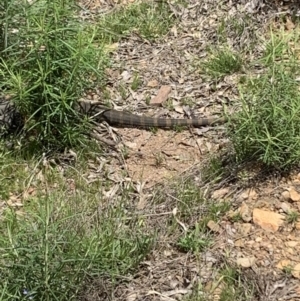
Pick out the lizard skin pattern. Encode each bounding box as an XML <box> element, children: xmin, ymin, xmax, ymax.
<box><xmin>80</xmin><ymin>102</ymin><xmax>225</xmax><ymax>128</ymax></box>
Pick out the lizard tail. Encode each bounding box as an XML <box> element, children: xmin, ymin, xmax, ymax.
<box><xmin>101</xmin><ymin>110</ymin><xmax>225</xmax><ymax>128</ymax></box>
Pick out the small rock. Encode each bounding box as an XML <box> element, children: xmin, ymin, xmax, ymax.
<box><xmin>281</xmin><ymin>202</ymin><xmax>291</xmax><ymax>214</ymax></box>
<box><xmin>164</xmin><ymin>250</ymin><xmax>172</xmax><ymax>257</ymax></box>
<box><xmin>254</xmin><ymin>200</ymin><xmax>269</xmax><ymax>208</ymax></box>
<box><xmin>207</xmin><ymin>220</ymin><xmax>221</xmax><ymax>233</ymax></box>
<box><xmin>281</xmin><ymin>191</ymin><xmax>290</xmax><ymax>201</ymax></box>
<box><xmin>236</xmin><ymin>257</ymin><xmax>256</xmax><ymax>268</ymax></box>
<box><xmin>121</xmin><ymin>70</ymin><xmax>131</xmax><ymax>81</ymax></box>
<box><xmin>296</xmin><ymin>222</ymin><xmax>300</xmax><ymax>230</ymax></box>
<box><xmin>169</xmin><ymin>280</ymin><xmax>179</xmax><ymax>289</ymax></box>
<box><xmin>275</xmin><ymin>200</ymin><xmax>282</xmax><ymax>210</ymax></box>
<box><xmin>236</xmin><ymin>223</ymin><xmax>252</xmax><ymax>235</ymax></box>
<box><xmin>286</xmin><ymin>241</ymin><xmax>298</xmax><ymax>247</ymax></box>
<box><xmin>238</xmin><ymin>202</ymin><xmax>252</xmax><ymax>222</ymax></box>
<box><xmin>203</xmin><ymin>281</ymin><xmax>213</xmax><ymax>292</ymax></box>
<box><xmin>127</xmin><ymin>293</ymin><xmax>137</xmax><ymax>301</ymax></box>
<box><xmin>289</xmin><ymin>188</ymin><xmax>300</xmax><ymax>202</ymax></box>
<box><xmin>234</xmin><ymin>239</ymin><xmax>244</xmax><ymax>247</ymax></box>
<box><xmin>276</xmin><ymin>259</ymin><xmax>291</xmax><ymax>270</ymax></box>
<box><xmin>253</xmin><ymin>209</ymin><xmax>284</xmax><ymax>232</ymax></box>
<box><xmin>292</xmin><ymin>263</ymin><xmax>300</xmax><ymax>279</ymax></box>
<box><xmin>211</xmin><ymin>188</ymin><xmax>229</xmax><ymax>199</ymax></box>
<box><xmin>287</xmin><ymin>248</ymin><xmax>295</xmax><ymax>255</ymax></box>
<box><xmin>123</xmin><ymin>141</ymin><xmax>137</xmax><ymax>149</ymax></box>
<box><xmin>239</xmin><ymin>188</ymin><xmax>257</xmax><ymax>201</ymax></box>
<box><xmin>147</xmin><ymin>79</ymin><xmax>159</xmax><ymax>87</ymax></box>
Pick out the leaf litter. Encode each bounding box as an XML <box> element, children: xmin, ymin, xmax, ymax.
<box><xmin>60</xmin><ymin>0</ymin><xmax>300</xmax><ymax>300</ymax></box>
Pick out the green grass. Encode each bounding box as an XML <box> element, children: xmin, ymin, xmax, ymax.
<box><xmin>0</xmin><ymin>152</ymin><xmax>153</xmax><ymax>300</ymax></box>
<box><xmin>201</xmin><ymin>155</ymin><xmax>226</xmax><ymax>184</ymax></box>
<box><xmin>184</xmin><ymin>264</ymin><xmax>255</xmax><ymax>301</ymax></box>
<box><xmin>218</xmin><ymin>265</ymin><xmax>253</xmax><ymax>301</ymax></box>
<box><xmin>286</xmin><ymin>210</ymin><xmax>299</xmax><ymax>224</ymax></box>
<box><xmin>161</xmin><ymin>180</ymin><xmax>231</xmax><ymax>253</ymax></box>
<box><xmin>282</xmin><ymin>265</ymin><xmax>293</xmax><ymax>275</ymax></box>
<box><xmin>96</xmin><ymin>1</ymin><xmax>175</xmax><ymax>43</ymax></box>
<box><xmin>203</xmin><ymin>48</ymin><xmax>243</xmax><ymax>78</ymax></box>
<box><xmin>177</xmin><ymin>222</ymin><xmax>212</xmax><ymax>252</ymax></box>
<box><xmin>0</xmin><ymin>149</ymin><xmax>235</xmax><ymax>300</ymax></box>
<box><xmin>0</xmin><ymin>0</ymin><xmax>175</xmax><ymax>153</ymax></box>
<box><xmin>173</xmin><ymin>179</ymin><xmax>230</xmax><ymax>223</ymax></box>
<box><xmin>131</xmin><ymin>72</ymin><xmax>142</xmax><ymax>91</ymax></box>
<box><xmin>226</xmin><ymin>27</ymin><xmax>300</xmax><ymax>170</ymax></box>
<box><xmin>1</xmin><ymin>2</ymin><xmax>300</xmax><ymax>301</ymax></box>
<box><xmin>262</xmin><ymin>29</ymin><xmax>293</xmax><ymax>65</ymax></box>
<box><xmin>0</xmin><ymin>0</ymin><xmax>108</xmax><ymax>151</ymax></box>
<box><xmin>228</xmin><ymin>63</ymin><xmax>300</xmax><ymax>169</ymax></box>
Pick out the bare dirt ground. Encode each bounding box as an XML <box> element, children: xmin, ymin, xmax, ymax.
<box><xmin>78</xmin><ymin>0</ymin><xmax>300</xmax><ymax>300</ymax></box>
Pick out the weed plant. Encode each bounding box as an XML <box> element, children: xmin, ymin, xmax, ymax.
<box><xmin>228</xmin><ymin>63</ymin><xmax>300</xmax><ymax>169</ymax></box>
<box><xmin>203</xmin><ymin>49</ymin><xmax>242</xmax><ymax>78</ymax></box>
<box><xmin>0</xmin><ymin>193</ymin><xmax>152</xmax><ymax>300</ymax></box>
<box><xmin>227</xmin><ymin>29</ymin><xmax>300</xmax><ymax>170</ymax></box>
<box><xmin>0</xmin><ymin>0</ymin><xmax>108</xmax><ymax>150</ymax></box>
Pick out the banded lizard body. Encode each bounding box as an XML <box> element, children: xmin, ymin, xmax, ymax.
<box><xmin>79</xmin><ymin>102</ymin><xmax>226</xmax><ymax>128</ymax></box>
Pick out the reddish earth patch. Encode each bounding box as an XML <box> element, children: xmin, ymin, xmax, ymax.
<box><xmin>115</xmin><ymin>127</ymin><xmax>222</xmax><ymax>187</ymax></box>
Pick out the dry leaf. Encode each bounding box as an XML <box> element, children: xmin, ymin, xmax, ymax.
<box><xmin>150</xmin><ymin>85</ymin><xmax>172</xmax><ymax>105</ymax></box>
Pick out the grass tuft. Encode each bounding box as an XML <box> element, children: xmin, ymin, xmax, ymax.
<box><xmin>96</xmin><ymin>1</ymin><xmax>175</xmax><ymax>43</ymax></box>
<box><xmin>286</xmin><ymin>210</ymin><xmax>299</xmax><ymax>224</ymax></box>
<box><xmin>203</xmin><ymin>49</ymin><xmax>243</xmax><ymax>78</ymax></box>
<box><xmin>173</xmin><ymin>180</ymin><xmax>231</xmax><ymax>254</ymax></box>
<box><xmin>228</xmin><ymin>63</ymin><xmax>300</xmax><ymax>170</ymax></box>
<box><xmin>0</xmin><ymin>191</ymin><xmax>153</xmax><ymax>300</ymax></box>
<box><xmin>177</xmin><ymin>222</ymin><xmax>212</xmax><ymax>252</ymax></box>
<box><xmin>184</xmin><ymin>264</ymin><xmax>255</xmax><ymax>301</ymax></box>
<box><xmin>0</xmin><ymin>0</ymin><xmax>108</xmax><ymax>151</ymax></box>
